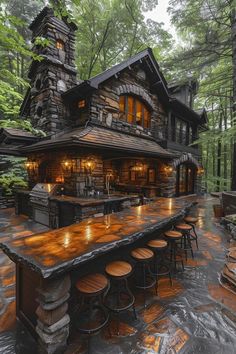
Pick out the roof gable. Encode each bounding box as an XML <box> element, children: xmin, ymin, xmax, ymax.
<box><xmin>63</xmin><ymin>48</ymin><xmax>169</xmax><ymax>102</ymax></box>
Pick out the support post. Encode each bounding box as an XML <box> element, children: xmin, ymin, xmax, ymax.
<box><xmin>36</xmin><ymin>274</ymin><xmax>71</xmax><ymax>354</ymax></box>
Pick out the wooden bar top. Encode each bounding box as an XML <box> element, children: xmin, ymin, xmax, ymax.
<box><xmin>0</xmin><ymin>198</ymin><xmax>194</xmax><ymax>279</ymax></box>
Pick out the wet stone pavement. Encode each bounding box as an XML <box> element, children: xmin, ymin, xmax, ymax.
<box><xmin>1</xmin><ymin>197</ymin><xmax>236</xmax><ymax>353</ymax></box>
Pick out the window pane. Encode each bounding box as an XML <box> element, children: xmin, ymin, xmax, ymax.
<box><xmin>182</xmin><ymin>122</ymin><xmax>187</xmax><ymax>145</ymax></box>
<box><xmin>176</xmin><ymin>119</ymin><xmax>181</xmax><ymax>143</ymax></box>
<box><xmin>127</xmin><ymin>97</ymin><xmax>134</xmax><ymax>123</ymax></box>
<box><xmin>136</xmin><ymin>100</ymin><xmax>142</xmax><ymax>126</ymax></box>
<box><xmin>144</xmin><ymin>107</ymin><xmax>150</xmax><ymax>128</ymax></box>
<box><xmin>119</xmin><ymin>96</ymin><xmax>126</xmax><ymax>121</ymax></box>
<box><xmin>189</xmin><ymin>126</ymin><xmax>193</xmax><ymax>144</ymax></box>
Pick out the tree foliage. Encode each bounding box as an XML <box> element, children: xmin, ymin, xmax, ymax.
<box><xmin>167</xmin><ymin>0</ymin><xmax>234</xmax><ymax>192</ymax></box>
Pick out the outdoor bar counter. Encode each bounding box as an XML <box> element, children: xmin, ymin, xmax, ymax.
<box><xmin>0</xmin><ymin>197</ymin><xmax>194</xmax><ymax>353</ymax></box>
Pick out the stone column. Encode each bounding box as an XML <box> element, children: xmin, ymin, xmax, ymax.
<box><xmin>36</xmin><ymin>274</ymin><xmax>71</xmax><ymax>354</ymax></box>
<box><xmin>158</xmin><ymin>163</ymin><xmax>176</xmax><ymax>197</ymax></box>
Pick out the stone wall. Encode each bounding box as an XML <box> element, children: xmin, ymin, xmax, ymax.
<box><xmin>0</xmin><ymin>196</ymin><xmax>15</xmax><ymax>209</ymax></box>
<box><xmin>89</xmin><ymin>64</ymin><xmax>168</xmax><ymax>140</ymax></box>
<box><xmin>27</xmin><ymin>150</ymin><xmax>104</xmax><ymax>197</ymax></box>
<box><xmin>29</xmin><ymin>7</ymin><xmax>77</xmax><ymax>135</ymax></box>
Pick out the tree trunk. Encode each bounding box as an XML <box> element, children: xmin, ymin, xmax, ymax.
<box><xmin>217</xmin><ymin>112</ymin><xmax>222</xmax><ymax>191</ymax></box>
<box><xmin>231</xmin><ymin>8</ymin><xmax>236</xmax><ymax>190</ymax></box>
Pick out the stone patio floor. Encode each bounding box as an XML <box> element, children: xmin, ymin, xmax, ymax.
<box><xmin>1</xmin><ymin>196</ymin><xmax>236</xmax><ymax>353</ymax></box>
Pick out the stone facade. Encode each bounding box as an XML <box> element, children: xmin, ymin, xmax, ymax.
<box><xmin>36</xmin><ymin>274</ymin><xmax>71</xmax><ymax>354</ymax></box>
<box><xmin>87</xmin><ymin>66</ymin><xmax>168</xmax><ymax>141</ymax></box>
<box><xmin>28</xmin><ymin>7</ymin><xmax>77</xmax><ymax>134</ymax></box>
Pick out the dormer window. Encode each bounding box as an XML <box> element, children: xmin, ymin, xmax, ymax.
<box><xmin>119</xmin><ymin>95</ymin><xmax>151</xmax><ymax>128</ymax></box>
<box><xmin>56</xmin><ymin>39</ymin><xmax>65</xmax><ymax>50</ymax></box>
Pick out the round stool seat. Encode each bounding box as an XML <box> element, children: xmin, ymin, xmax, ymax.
<box><xmin>105</xmin><ymin>261</ymin><xmax>132</xmax><ymax>278</ymax></box>
<box><xmin>76</xmin><ymin>273</ymin><xmax>108</xmax><ymax>295</ymax></box>
<box><xmin>164</xmin><ymin>230</ymin><xmax>182</xmax><ymax>239</ymax></box>
<box><xmin>184</xmin><ymin>216</ymin><xmax>198</xmax><ymax>224</ymax></box>
<box><xmin>131</xmin><ymin>247</ymin><xmax>154</xmax><ymax>261</ymax></box>
<box><xmin>147</xmin><ymin>239</ymin><xmax>167</xmax><ymax>249</ymax></box>
<box><xmin>176</xmin><ymin>223</ymin><xmax>192</xmax><ymax>231</ymax></box>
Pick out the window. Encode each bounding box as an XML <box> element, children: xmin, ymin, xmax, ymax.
<box><xmin>78</xmin><ymin>100</ymin><xmax>86</xmax><ymax>109</ymax></box>
<box><xmin>188</xmin><ymin>126</ymin><xmax>193</xmax><ymax>144</ymax></box>
<box><xmin>119</xmin><ymin>96</ymin><xmax>151</xmax><ymax>128</ymax></box>
<box><xmin>174</xmin><ymin>117</ymin><xmax>190</xmax><ymax>145</ymax></box>
<box><xmin>56</xmin><ymin>39</ymin><xmax>65</xmax><ymax>50</ymax></box>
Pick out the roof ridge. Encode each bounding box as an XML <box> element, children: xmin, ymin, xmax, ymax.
<box><xmin>71</xmin><ymin>126</ymin><xmax>93</xmax><ymax>140</ymax></box>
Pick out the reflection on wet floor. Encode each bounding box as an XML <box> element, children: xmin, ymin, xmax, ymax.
<box><xmin>1</xmin><ymin>197</ymin><xmax>236</xmax><ymax>353</ymax></box>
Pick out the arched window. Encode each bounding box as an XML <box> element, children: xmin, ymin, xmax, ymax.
<box><xmin>119</xmin><ymin>96</ymin><xmax>151</xmax><ymax>128</ymax></box>
<box><xmin>56</xmin><ymin>39</ymin><xmax>65</xmax><ymax>50</ymax></box>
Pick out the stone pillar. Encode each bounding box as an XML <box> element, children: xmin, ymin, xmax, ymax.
<box><xmin>158</xmin><ymin>163</ymin><xmax>176</xmax><ymax>197</ymax></box>
<box><xmin>36</xmin><ymin>274</ymin><xmax>71</xmax><ymax>354</ymax></box>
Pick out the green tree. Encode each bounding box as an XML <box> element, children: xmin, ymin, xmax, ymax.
<box><xmin>167</xmin><ymin>0</ymin><xmax>234</xmax><ymax>192</ymax></box>
<box><xmin>52</xmin><ymin>0</ymin><xmax>172</xmax><ymax>79</ymax></box>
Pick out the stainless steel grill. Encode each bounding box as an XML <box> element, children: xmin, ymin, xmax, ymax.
<box><xmin>30</xmin><ymin>183</ymin><xmax>60</xmax><ymax>226</ymax></box>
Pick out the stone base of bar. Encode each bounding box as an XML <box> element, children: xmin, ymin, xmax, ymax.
<box><xmin>36</xmin><ymin>275</ymin><xmax>71</xmax><ymax>354</ymax></box>
<box><xmin>220</xmin><ymin>247</ymin><xmax>236</xmax><ymax>295</ymax></box>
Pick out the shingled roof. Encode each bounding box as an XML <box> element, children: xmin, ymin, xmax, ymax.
<box><xmin>20</xmin><ymin>125</ymin><xmax>173</xmax><ymax>158</ymax></box>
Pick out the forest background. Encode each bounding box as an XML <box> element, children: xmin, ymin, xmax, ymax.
<box><xmin>0</xmin><ymin>0</ymin><xmax>235</xmax><ymax>194</ymax></box>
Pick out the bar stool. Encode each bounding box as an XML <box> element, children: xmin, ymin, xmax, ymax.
<box><xmin>75</xmin><ymin>273</ymin><xmax>109</xmax><ymax>353</ymax></box>
<box><xmin>164</xmin><ymin>230</ymin><xmax>184</xmax><ymax>271</ymax></box>
<box><xmin>147</xmin><ymin>239</ymin><xmax>172</xmax><ymax>290</ymax></box>
<box><xmin>131</xmin><ymin>247</ymin><xmax>156</xmax><ymax>307</ymax></box>
<box><xmin>184</xmin><ymin>216</ymin><xmax>199</xmax><ymax>249</ymax></box>
<box><xmin>175</xmin><ymin>223</ymin><xmax>194</xmax><ymax>261</ymax></box>
<box><xmin>104</xmin><ymin>260</ymin><xmax>136</xmax><ymax>335</ymax></box>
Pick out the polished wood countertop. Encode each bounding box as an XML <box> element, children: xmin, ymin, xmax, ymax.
<box><xmin>0</xmin><ymin>198</ymin><xmax>194</xmax><ymax>279</ymax></box>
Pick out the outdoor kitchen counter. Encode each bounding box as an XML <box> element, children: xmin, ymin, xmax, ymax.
<box><xmin>0</xmin><ymin>197</ymin><xmax>195</xmax><ymax>354</ymax></box>
<box><xmin>0</xmin><ymin>197</ymin><xmax>194</xmax><ymax>279</ymax></box>
<box><xmin>49</xmin><ymin>193</ymin><xmax>140</xmax><ymax>207</ymax></box>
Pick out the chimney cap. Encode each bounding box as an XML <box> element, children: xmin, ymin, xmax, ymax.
<box><xmin>29</xmin><ymin>6</ymin><xmax>78</xmax><ymax>32</ymax></box>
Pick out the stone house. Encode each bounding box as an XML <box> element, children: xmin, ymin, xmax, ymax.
<box><xmin>0</xmin><ymin>7</ymin><xmax>207</xmax><ymax>226</ymax></box>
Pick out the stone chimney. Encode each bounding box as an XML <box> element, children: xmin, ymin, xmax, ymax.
<box><xmin>28</xmin><ymin>7</ymin><xmax>77</xmax><ymax>134</ymax></box>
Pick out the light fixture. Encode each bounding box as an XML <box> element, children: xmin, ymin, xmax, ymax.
<box><xmin>25</xmin><ymin>160</ymin><xmax>38</xmax><ymax>171</ymax></box>
<box><xmin>132</xmin><ymin>162</ymin><xmax>144</xmax><ymax>172</ymax></box>
<box><xmin>197</xmin><ymin>167</ymin><xmax>204</xmax><ymax>175</ymax></box>
<box><xmin>83</xmin><ymin>157</ymin><xmax>95</xmax><ymax>172</ymax></box>
<box><xmin>61</xmin><ymin>159</ymin><xmax>76</xmax><ymax>172</ymax></box>
<box><xmin>164</xmin><ymin>165</ymin><xmax>173</xmax><ymax>173</ymax></box>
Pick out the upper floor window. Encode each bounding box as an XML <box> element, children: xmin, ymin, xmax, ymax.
<box><xmin>78</xmin><ymin>99</ymin><xmax>86</xmax><ymax>109</ymax></box>
<box><xmin>56</xmin><ymin>39</ymin><xmax>65</xmax><ymax>50</ymax></box>
<box><xmin>174</xmin><ymin>117</ymin><xmax>195</xmax><ymax>145</ymax></box>
<box><xmin>119</xmin><ymin>96</ymin><xmax>151</xmax><ymax>128</ymax></box>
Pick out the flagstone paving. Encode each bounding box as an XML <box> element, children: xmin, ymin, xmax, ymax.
<box><xmin>0</xmin><ymin>197</ymin><xmax>236</xmax><ymax>353</ymax></box>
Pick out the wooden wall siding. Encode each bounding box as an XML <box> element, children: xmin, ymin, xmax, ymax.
<box><xmin>89</xmin><ymin>64</ymin><xmax>168</xmax><ymax>140</ymax></box>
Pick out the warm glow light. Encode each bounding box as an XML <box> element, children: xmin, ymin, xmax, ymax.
<box><xmin>85</xmin><ymin>225</ymin><xmax>92</xmax><ymax>241</ymax></box>
<box><xmin>132</xmin><ymin>162</ymin><xmax>144</xmax><ymax>171</ymax></box>
<box><xmin>83</xmin><ymin>157</ymin><xmax>95</xmax><ymax>172</ymax></box>
<box><xmin>56</xmin><ymin>176</ymin><xmax>64</xmax><ymax>183</ymax></box>
<box><xmin>61</xmin><ymin>159</ymin><xmax>76</xmax><ymax>172</ymax></box>
<box><xmin>105</xmin><ymin>214</ymin><xmax>111</xmax><ymax>228</ymax></box>
<box><xmin>56</xmin><ymin>39</ymin><xmax>64</xmax><ymax>50</ymax></box>
<box><xmin>137</xmin><ymin>205</ymin><xmax>142</xmax><ymax>216</ymax></box>
<box><xmin>197</xmin><ymin>167</ymin><xmax>204</xmax><ymax>175</ymax></box>
<box><xmin>168</xmin><ymin>199</ymin><xmax>173</xmax><ymax>210</ymax></box>
<box><xmin>24</xmin><ymin>161</ymin><xmax>38</xmax><ymax>171</ymax></box>
<box><xmin>164</xmin><ymin>165</ymin><xmax>173</xmax><ymax>173</ymax></box>
<box><xmin>78</xmin><ymin>100</ymin><xmax>86</xmax><ymax>108</ymax></box>
<box><xmin>63</xmin><ymin>232</ymin><xmax>71</xmax><ymax>248</ymax></box>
